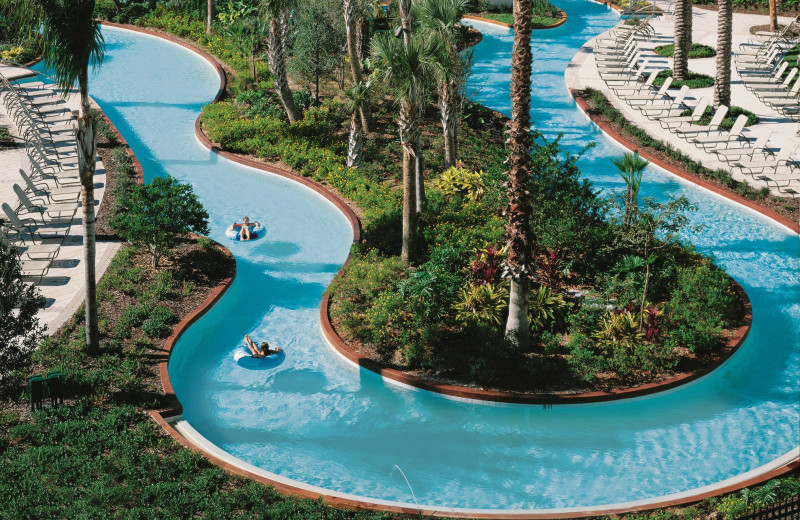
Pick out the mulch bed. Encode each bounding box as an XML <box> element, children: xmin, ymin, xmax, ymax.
<box><xmin>572</xmin><ymin>89</ymin><xmax>800</xmax><ymax>223</ymax></box>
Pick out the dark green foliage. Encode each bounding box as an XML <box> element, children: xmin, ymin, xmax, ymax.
<box><xmin>112</xmin><ymin>2</ymin><xmax>152</xmax><ymax>24</ymax></box>
<box><xmin>653</xmin><ymin>43</ymin><xmax>716</xmax><ymax>58</ymax></box>
<box><xmin>654</xmin><ymin>69</ymin><xmax>714</xmax><ymax>89</ymax></box>
<box><xmin>289</xmin><ymin>0</ymin><xmax>345</xmax><ymax>101</ymax></box>
<box><xmin>692</xmin><ymin>0</ymin><xmax>798</xmax><ymax>11</ymax></box>
<box><xmin>141</xmin><ymin>306</ymin><xmax>176</xmax><ymax>338</ymax></box>
<box><xmin>0</xmin><ymin>125</ymin><xmax>13</xmax><ymax>148</ymax></box>
<box><xmin>0</xmin><ymin>240</ymin><xmax>46</xmax><ymax>387</ymax></box>
<box><xmin>111</xmin><ymin>175</ymin><xmax>210</xmax><ymax>268</ymax></box>
<box><xmin>688</xmin><ymin>105</ymin><xmax>760</xmax><ymax>128</ymax></box>
<box><xmin>666</xmin><ymin>263</ymin><xmax>741</xmax><ymax>353</ymax></box>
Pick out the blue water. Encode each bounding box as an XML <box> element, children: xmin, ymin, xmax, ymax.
<box><xmin>33</xmin><ymin>4</ymin><xmax>799</xmax><ymax>510</ymax></box>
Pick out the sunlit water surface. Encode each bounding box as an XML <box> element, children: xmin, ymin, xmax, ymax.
<box><xmin>34</xmin><ymin>6</ymin><xmax>799</xmax><ymax>509</ymax></box>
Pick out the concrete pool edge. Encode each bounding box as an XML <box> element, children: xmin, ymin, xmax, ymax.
<box><xmin>95</xmin><ymin>21</ymin><xmax>799</xmax><ymax>517</ymax></box>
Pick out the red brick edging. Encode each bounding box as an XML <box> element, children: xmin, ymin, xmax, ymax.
<box><xmin>101</xmin><ymin>22</ymin><xmax>796</xmax><ymax>518</ymax></box>
<box><xmin>463</xmin><ymin>10</ymin><xmax>567</xmax><ymax>29</ymax></box>
<box><xmin>570</xmin><ymin>90</ymin><xmax>800</xmax><ymax>235</ymax></box>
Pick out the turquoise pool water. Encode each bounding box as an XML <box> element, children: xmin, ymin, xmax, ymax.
<box><xmin>34</xmin><ymin>4</ymin><xmax>799</xmax><ymax>510</ymax></box>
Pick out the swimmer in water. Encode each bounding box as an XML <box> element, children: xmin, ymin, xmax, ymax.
<box><xmin>244</xmin><ymin>334</ymin><xmax>282</xmax><ymax>358</ymax></box>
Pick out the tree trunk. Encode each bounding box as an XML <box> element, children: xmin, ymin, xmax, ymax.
<box><xmin>415</xmin><ymin>134</ymin><xmax>424</xmax><ymax>213</ymax></box>
<box><xmin>357</xmin><ymin>17</ymin><xmax>371</xmax><ymax>65</ymax></box>
<box><xmin>400</xmin><ymin>99</ymin><xmax>418</xmax><ymax>266</ymax></box>
<box><xmin>77</xmin><ymin>77</ymin><xmax>99</xmax><ymax>355</ymax></box>
<box><xmin>685</xmin><ymin>0</ymin><xmax>692</xmax><ymax>59</ymax></box>
<box><xmin>207</xmin><ymin>0</ymin><xmax>214</xmax><ymax>35</ymax></box>
<box><xmin>769</xmin><ymin>0</ymin><xmax>778</xmax><ymax>31</ymax></box>
<box><xmin>441</xmin><ymin>75</ymin><xmax>458</xmax><ymax>169</ymax></box>
<box><xmin>268</xmin><ymin>11</ymin><xmax>302</xmax><ymax>122</ymax></box>
<box><xmin>398</xmin><ymin>0</ymin><xmax>413</xmax><ymax>47</ymax></box>
<box><xmin>713</xmin><ymin>0</ymin><xmax>732</xmax><ymax>107</ymax></box>
<box><xmin>639</xmin><ymin>252</ymin><xmax>651</xmax><ymax>331</ymax></box>
<box><xmin>673</xmin><ymin>0</ymin><xmax>689</xmax><ymax>81</ymax></box>
<box><xmin>347</xmin><ymin>111</ymin><xmax>364</xmax><ymax>167</ymax></box>
<box><xmin>504</xmin><ymin>0</ymin><xmax>534</xmax><ymax>350</ymax></box>
<box><xmin>344</xmin><ymin>0</ymin><xmax>376</xmax><ymax>133</ymax></box>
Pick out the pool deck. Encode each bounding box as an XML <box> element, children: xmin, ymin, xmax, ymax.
<box><xmin>0</xmin><ymin>66</ymin><xmax>120</xmax><ymax>335</ymax></box>
<box><xmin>565</xmin><ymin>7</ymin><xmax>800</xmax><ymax>197</ymax></box>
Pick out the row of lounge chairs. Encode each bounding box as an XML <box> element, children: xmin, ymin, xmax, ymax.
<box><xmin>735</xmin><ymin>16</ymin><xmax>800</xmax><ymax>121</ymax></box>
<box><xmin>0</xmin><ymin>71</ymin><xmax>82</xmax><ymax>282</ymax></box>
<box><xmin>595</xmin><ymin>18</ymin><xmax>800</xmax><ymax>196</ymax></box>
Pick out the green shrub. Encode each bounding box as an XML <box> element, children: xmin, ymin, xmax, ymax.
<box><xmin>566</xmin><ymin>332</ymin><xmax>605</xmax><ymax>382</ymax></box>
<box><xmin>528</xmin><ymin>285</ymin><xmax>569</xmax><ymax>332</ymax></box>
<box><xmin>653</xmin><ymin>43</ymin><xmax>716</xmax><ymax>58</ymax></box>
<box><xmin>654</xmin><ymin>69</ymin><xmax>714</xmax><ymax>89</ymax></box>
<box><xmin>717</xmin><ymin>494</ymin><xmax>749</xmax><ymax>520</ymax></box>
<box><xmin>141</xmin><ymin>307</ymin><xmax>176</xmax><ymax>339</ymax></box>
<box><xmin>432</xmin><ymin>166</ymin><xmax>486</xmax><ymax>201</ymax></box>
<box><xmin>666</xmin><ymin>263</ymin><xmax>739</xmax><ymax>353</ymax></box>
<box><xmin>453</xmin><ymin>282</ymin><xmax>509</xmax><ymax>327</ymax></box>
<box><xmin>93</xmin><ymin>0</ymin><xmax>117</xmax><ymax>20</ymax></box>
<box><xmin>688</xmin><ymin>105</ymin><xmax>760</xmax><ymax>129</ymax></box>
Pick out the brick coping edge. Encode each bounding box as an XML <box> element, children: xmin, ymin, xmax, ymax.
<box><xmin>99</xmin><ymin>22</ymin><xmax>798</xmax><ymax>519</ymax></box>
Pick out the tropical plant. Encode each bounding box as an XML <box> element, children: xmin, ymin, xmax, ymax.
<box><xmin>468</xmin><ymin>245</ymin><xmax>505</xmax><ymax>285</ymax></box>
<box><xmin>592</xmin><ymin>310</ymin><xmax>644</xmax><ymax>353</ymax></box>
<box><xmin>714</xmin><ymin>0</ymin><xmax>732</xmax><ymax>107</ymax></box>
<box><xmin>111</xmin><ymin>175</ymin><xmax>210</xmax><ymax>269</ymax></box>
<box><xmin>290</xmin><ymin>0</ymin><xmax>345</xmax><ymax>101</ymax></box>
<box><xmin>7</xmin><ymin>0</ymin><xmax>105</xmax><ymax>354</ymax></box>
<box><xmin>371</xmin><ymin>32</ymin><xmax>439</xmax><ymax>265</ymax></box>
<box><xmin>527</xmin><ymin>284</ymin><xmax>567</xmax><ymax>332</ymax></box>
<box><xmin>261</xmin><ymin>0</ymin><xmax>301</xmax><ymax>122</ymax></box>
<box><xmin>343</xmin><ymin>81</ymin><xmax>371</xmax><ymax>167</ymax></box>
<box><xmin>343</xmin><ymin>0</ymin><xmax>376</xmax><ymax>132</ymax></box>
<box><xmin>611</xmin><ymin>195</ymin><xmax>699</xmax><ymax>330</ymax></box>
<box><xmin>223</xmin><ymin>16</ymin><xmax>265</xmax><ymax>84</ymax></box>
<box><xmin>416</xmin><ymin>0</ymin><xmax>470</xmax><ymax>169</ymax></box>
<box><xmin>453</xmin><ymin>282</ymin><xmax>509</xmax><ymax>326</ymax></box>
<box><xmin>432</xmin><ymin>166</ymin><xmax>486</xmax><ymax>201</ymax></box>
<box><xmin>611</xmin><ymin>151</ymin><xmax>649</xmax><ymax>227</ymax></box>
<box><xmin>0</xmin><ymin>240</ymin><xmax>46</xmax><ymax>387</ymax></box>
<box><xmin>504</xmin><ymin>0</ymin><xmax>535</xmax><ymax>349</ymax></box>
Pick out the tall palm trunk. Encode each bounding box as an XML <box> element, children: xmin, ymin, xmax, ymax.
<box><xmin>207</xmin><ymin>0</ymin><xmax>214</xmax><ymax>34</ymax></box>
<box><xmin>347</xmin><ymin>111</ymin><xmax>364</xmax><ymax>167</ymax></box>
<box><xmin>714</xmin><ymin>0</ymin><xmax>732</xmax><ymax>107</ymax></box>
<box><xmin>344</xmin><ymin>0</ymin><xmax>375</xmax><ymax>133</ymax></box>
<box><xmin>673</xmin><ymin>0</ymin><xmax>689</xmax><ymax>81</ymax></box>
<box><xmin>76</xmin><ymin>75</ymin><xmax>99</xmax><ymax>354</ymax></box>
<box><xmin>440</xmin><ymin>55</ymin><xmax>459</xmax><ymax>169</ymax></box>
<box><xmin>357</xmin><ymin>17</ymin><xmax>370</xmax><ymax>65</ymax></box>
<box><xmin>399</xmin><ymin>98</ymin><xmax>419</xmax><ymax>265</ymax></box>
<box><xmin>768</xmin><ymin>0</ymin><xmax>778</xmax><ymax>31</ymax></box>
<box><xmin>268</xmin><ymin>10</ymin><xmax>302</xmax><ymax>122</ymax></box>
<box><xmin>504</xmin><ymin>0</ymin><xmax>534</xmax><ymax>350</ymax></box>
<box><xmin>398</xmin><ymin>0</ymin><xmax>425</xmax><ymax>214</ymax></box>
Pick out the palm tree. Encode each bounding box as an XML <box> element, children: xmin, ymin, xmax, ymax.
<box><xmin>371</xmin><ymin>34</ymin><xmax>439</xmax><ymax>266</ymax></box>
<box><xmin>262</xmin><ymin>0</ymin><xmax>302</xmax><ymax>122</ymax></box>
<box><xmin>673</xmin><ymin>0</ymin><xmax>691</xmax><ymax>81</ymax></box>
<box><xmin>224</xmin><ymin>18</ymin><xmax>263</xmax><ymax>84</ymax></box>
<box><xmin>768</xmin><ymin>0</ymin><xmax>778</xmax><ymax>32</ymax></box>
<box><xmin>714</xmin><ymin>0</ymin><xmax>732</xmax><ymax>107</ymax></box>
<box><xmin>9</xmin><ymin>0</ymin><xmax>105</xmax><ymax>354</ymax></box>
<box><xmin>611</xmin><ymin>151</ymin><xmax>649</xmax><ymax>227</ymax></box>
<box><xmin>504</xmin><ymin>0</ymin><xmax>534</xmax><ymax>350</ymax></box>
<box><xmin>343</xmin><ymin>0</ymin><xmax>376</xmax><ymax>133</ymax></box>
<box><xmin>344</xmin><ymin>81</ymin><xmax>371</xmax><ymax>167</ymax></box>
<box><xmin>207</xmin><ymin>0</ymin><xmax>215</xmax><ymax>35</ymax></box>
<box><xmin>417</xmin><ymin>0</ymin><xmax>470</xmax><ymax>170</ymax></box>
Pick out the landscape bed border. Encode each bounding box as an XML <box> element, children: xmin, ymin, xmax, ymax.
<box><xmin>92</xmin><ymin>20</ymin><xmax>798</xmax><ymax>518</ymax></box>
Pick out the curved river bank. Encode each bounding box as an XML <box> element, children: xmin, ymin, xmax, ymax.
<box><xmin>51</xmin><ymin>1</ymin><xmax>799</xmax><ymax>511</ymax></box>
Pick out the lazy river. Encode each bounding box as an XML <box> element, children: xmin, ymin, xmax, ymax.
<box><xmin>40</xmin><ymin>1</ymin><xmax>800</xmax><ymax>512</ymax></box>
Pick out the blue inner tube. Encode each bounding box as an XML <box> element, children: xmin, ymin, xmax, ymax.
<box><xmin>234</xmin><ymin>348</ymin><xmax>285</xmax><ymax>370</ymax></box>
<box><xmin>226</xmin><ymin>223</ymin><xmax>265</xmax><ymax>241</ymax></box>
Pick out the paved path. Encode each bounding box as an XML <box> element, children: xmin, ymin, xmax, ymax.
<box><xmin>566</xmin><ymin>7</ymin><xmax>799</xmax><ymax>196</ymax></box>
<box><xmin>1</xmin><ymin>66</ymin><xmax>121</xmax><ymax>335</ymax></box>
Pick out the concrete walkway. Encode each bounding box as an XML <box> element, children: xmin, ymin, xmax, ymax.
<box><xmin>0</xmin><ymin>65</ymin><xmax>121</xmax><ymax>335</ymax></box>
<box><xmin>566</xmin><ymin>7</ymin><xmax>799</xmax><ymax>196</ymax></box>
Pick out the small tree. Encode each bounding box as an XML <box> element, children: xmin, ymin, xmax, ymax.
<box><xmin>611</xmin><ymin>151</ymin><xmax>649</xmax><ymax>228</ymax></box>
<box><xmin>111</xmin><ymin>176</ymin><xmax>210</xmax><ymax>269</ymax></box>
<box><xmin>290</xmin><ymin>0</ymin><xmax>345</xmax><ymax>101</ymax></box>
<box><xmin>611</xmin><ymin>194</ymin><xmax>699</xmax><ymax>330</ymax></box>
<box><xmin>0</xmin><ymin>241</ymin><xmax>46</xmax><ymax>387</ymax></box>
<box><xmin>224</xmin><ymin>16</ymin><xmax>266</xmax><ymax>85</ymax></box>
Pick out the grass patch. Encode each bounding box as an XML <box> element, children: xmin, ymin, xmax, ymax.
<box><xmin>654</xmin><ymin>43</ymin><xmax>717</xmax><ymax>58</ymax></box>
<box><xmin>654</xmin><ymin>69</ymin><xmax>715</xmax><ymax>89</ymax></box>
<box><xmin>479</xmin><ymin>12</ymin><xmax>561</xmax><ymax>26</ymax></box>
<box><xmin>685</xmin><ymin>105</ymin><xmax>760</xmax><ymax>128</ymax></box>
<box><xmin>0</xmin><ymin>126</ymin><xmax>14</xmax><ymax>149</ymax></box>
<box><xmin>474</xmin><ymin>0</ymin><xmax>562</xmax><ymax>27</ymax></box>
<box><xmin>783</xmin><ymin>44</ymin><xmax>799</xmax><ymax>79</ymax></box>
